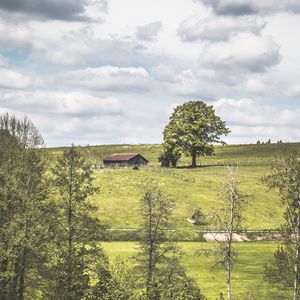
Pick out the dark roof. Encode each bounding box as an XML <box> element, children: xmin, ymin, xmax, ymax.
<box><xmin>103</xmin><ymin>153</ymin><xmax>148</xmax><ymax>162</ymax></box>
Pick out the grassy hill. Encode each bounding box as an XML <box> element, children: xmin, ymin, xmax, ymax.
<box><xmin>49</xmin><ymin>142</ymin><xmax>300</xmax><ymax>233</ymax></box>
<box><xmin>49</xmin><ymin>141</ymin><xmax>300</xmax><ymax>166</ymax></box>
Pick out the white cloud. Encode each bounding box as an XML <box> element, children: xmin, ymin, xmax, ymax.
<box><xmin>0</xmin><ymin>68</ymin><xmax>31</xmax><ymax>89</ymax></box>
<box><xmin>34</xmin><ymin>25</ymin><xmax>146</xmax><ymax>66</ymax></box>
<box><xmin>151</xmin><ymin>64</ymin><xmax>179</xmax><ymax>83</ymax></box>
<box><xmin>136</xmin><ymin>21</ymin><xmax>162</xmax><ymax>41</ymax></box>
<box><xmin>199</xmin><ymin>33</ymin><xmax>281</xmax><ymax>73</ymax></box>
<box><xmin>59</xmin><ymin>66</ymin><xmax>151</xmax><ymax>91</ymax></box>
<box><xmin>288</xmin><ymin>84</ymin><xmax>300</xmax><ymax>97</ymax></box>
<box><xmin>212</xmin><ymin>98</ymin><xmax>300</xmax><ymax>143</ymax></box>
<box><xmin>214</xmin><ymin>98</ymin><xmax>300</xmax><ymax>128</ymax></box>
<box><xmin>0</xmin><ymin>21</ymin><xmax>34</xmax><ymax>50</ymax></box>
<box><xmin>0</xmin><ymin>91</ymin><xmax>122</xmax><ymax>116</ymax></box>
<box><xmin>178</xmin><ymin>15</ymin><xmax>265</xmax><ymax>42</ymax></box>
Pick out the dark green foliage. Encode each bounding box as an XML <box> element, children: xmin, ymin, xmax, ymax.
<box><xmin>41</xmin><ymin>145</ymin><xmax>109</xmax><ymax>300</ymax></box>
<box><xmin>89</xmin><ymin>259</ymin><xmax>136</xmax><ymax>300</ymax></box>
<box><xmin>158</xmin><ymin>145</ymin><xmax>181</xmax><ymax>168</ymax></box>
<box><xmin>265</xmin><ymin>245</ymin><xmax>294</xmax><ymax>288</ymax></box>
<box><xmin>0</xmin><ymin>114</ymin><xmax>47</xmax><ymax>300</ymax></box>
<box><xmin>162</xmin><ymin>100</ymin><xmax>230</xmax><ymax>167</ymax></box>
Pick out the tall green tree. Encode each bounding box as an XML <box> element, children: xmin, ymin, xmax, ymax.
<box><xmin>162</xmin><ymin>100</ymin><xmax>230</xmax><ymax>168</ymax></box>
<box><xmin>264</xmin><ymin>154</ymin><xmax>300</xmax><ymax>299</ymax></box>
<box><xmin>136</xmin><ymin>181</ymin><xmax>204</xmax><ymax>300</ymax></box>
<box><xmin>45</xmin><ymin>145</ymin><xmax>108</xmax><ymax>300</ymax></box>
<box><xmin>0</xmin><ymin>113</ymin><xmax>48</xmax><ymax>300</ymax></box>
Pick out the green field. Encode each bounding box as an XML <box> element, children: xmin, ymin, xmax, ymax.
<box><xmin>102</xmin><ymin>241</ymin><xmax>283</xmax><ymax>300</ymax></box>
<box><xmin>82</xmin><ymin>143</ymin><xmax>300</xmax><ymax>232</ymax></box>
<box><xmin>49</xmin><ymin>142</ymin><xmax>300</xmax><ymax>232</ymax></box>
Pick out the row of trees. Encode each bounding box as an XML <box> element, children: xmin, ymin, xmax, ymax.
<box><xmin>0</xmin><ymin>113</ymin><xmax>204</xmax><ymax>299</ymax></box>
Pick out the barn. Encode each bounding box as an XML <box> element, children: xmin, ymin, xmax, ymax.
<box><xmin>103</xmin><ymin>153</ymin><xmax>149</xmax><ymax>168</ymax></box>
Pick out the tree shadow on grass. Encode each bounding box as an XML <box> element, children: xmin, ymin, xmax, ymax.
<box><xmin>175</xmin><ymin>164</ymin><xmax>221</xmax><ymax>169</ymax></box>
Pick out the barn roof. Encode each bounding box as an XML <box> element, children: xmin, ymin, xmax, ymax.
<box><xmin>103</xmin><ymin>153</ymin><xmax>148</xmax><ymax>162</ymax></box>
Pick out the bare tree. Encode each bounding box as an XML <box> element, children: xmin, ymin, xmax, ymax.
<box><xmin>203</xmin><ymin>167</ymin><xmax>249</xmax><ymax>300</ymax></box>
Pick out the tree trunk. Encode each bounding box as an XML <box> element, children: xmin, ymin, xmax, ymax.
<box><xmin>191</xmin><ymin>150</ymin><xmax>197</xmax><ymax>168</ymax></box>
<box><xmin>8</xmin><ymin>252</ymin><xmax>21</xmax><ymax>300</ymax></box>
<box><xmin>0</xmin><ymin>259</ymin><xmax>8</xmax><ymax>300</ymax></box>
<box><xmin>67</xmin><ymin>196</ymin><xmax>73</xmax><ymax>300</ymax></box>
<box><xmin>18</xmin><ymin>247</ymin><xmax>27</xmax><ymax>300</ymax></box>
<box><xmin>227</xmin><ymin>180</ymin><xmax>235</xmax><ymax>300</ymax></box>
<box><xmin>226</xmin><ymin>242</ymin><xmax>232</xmax><ymax>300</ymax></box>
<box><xmin>147</xmin><ymin>199</ymin><xmax>154</xmax><ymax>295</ymax></box>
<box><xmin>293</xmin><ymin>215</ymin><xmax>300</xmax><ymax>300</ymax></box>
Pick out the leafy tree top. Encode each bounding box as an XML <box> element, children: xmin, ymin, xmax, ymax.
<box><xmin>163</xmin><ymin>100</ymin><xmax>230</xmax><ymax>167</ymax></box>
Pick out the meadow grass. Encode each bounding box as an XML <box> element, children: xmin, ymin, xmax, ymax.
<box><xmin>48</xmin><ymin>141</ymin><xmax>300</xmax><ymax>166</ymax></box>
<box><xmin>47</xmin><ymin>142</ymin><xmax>300</xmax><ymax>231</ymax></box>
<box><xmin>102</xmin><ymin>241</ymin><xmax>282</xmax><ymax>300</ymax></box>
<box><xmin>91</xmin><ymin>165</ymin><xmax>282</xmax><ymax>231</ymax></box>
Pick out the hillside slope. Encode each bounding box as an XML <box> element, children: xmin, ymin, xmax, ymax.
<box><xmin>48</xmin><ymin>142</ymin><xmax>300</xmax><ymax>233</ymax></box>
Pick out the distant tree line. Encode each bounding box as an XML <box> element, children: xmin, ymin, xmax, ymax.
<box><xmin>256</xmin><ymin>139</ymin><xmax>283</xmax><ymax>144</ymax></box>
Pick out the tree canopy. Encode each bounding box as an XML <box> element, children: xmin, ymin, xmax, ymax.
<box><xmin>162</xmin><ymin>100</ymin><xmax>230</xmax><ymax>167</ymax></box>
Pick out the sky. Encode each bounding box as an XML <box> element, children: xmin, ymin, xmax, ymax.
<box><xmin>0</xmin><ymin>0</ymin><xmax>300</xmax><ymax>146</ymax></box>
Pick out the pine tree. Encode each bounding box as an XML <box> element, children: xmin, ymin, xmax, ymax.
<box><xmin>44</xmin><ymin>145</ymin><xmax>108</xmax><ymax>300</ymax></box>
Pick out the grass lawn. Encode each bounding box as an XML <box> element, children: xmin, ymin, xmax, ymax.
<box><xmin>91</xmin><ymin>165</ymin><xmax>283</xmax><ymax>231</ymax></box>
<box><xmin>77</xmin><ymin>142</ymin><xmax>300</xmax><ymax>232</ymax></box>
<box><xmin>102</xmin><ymin>241</ymin><xmax>284</xmax><ymax>300</ymax></box>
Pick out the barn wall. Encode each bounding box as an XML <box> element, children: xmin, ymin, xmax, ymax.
<box><xmin>129</xmin><ymin>156</ymin><xmax>148</xmax><ymax>166</ymax></box>
<box><xmin>103</xmin><ymin>161</ymin><xmax>129</xmax><ymax>168</ymax></box>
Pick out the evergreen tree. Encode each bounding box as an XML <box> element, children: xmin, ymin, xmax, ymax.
<box><xmin>43</xmin><ymin>145</ymin><xmax>109</xmax><ymax>300</ymax></box>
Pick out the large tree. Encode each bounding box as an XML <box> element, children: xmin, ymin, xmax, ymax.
<box><xmin>162</xmin><ymin>100</ymin><xmax>230</xmax><ymax>168</ymax></box>
<box><xmin>45</xmin><ymin>145</ymin><xmax>108</xmax><ymax>300</ymax></box>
